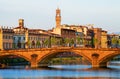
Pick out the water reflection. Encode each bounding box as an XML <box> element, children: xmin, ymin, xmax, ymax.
<box><xmin>0</xmin><ymin>65</ymin><xmax>120</xmax><ymax>79</ymax></box>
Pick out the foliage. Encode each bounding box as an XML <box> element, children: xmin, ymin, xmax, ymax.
<box><xmin>70</xmin><ymin>38</ymin><xmax>75</xmax><ymax>45</ymax></box>
<box><xmin>64</xmin><ymin>38</ymin><xmax>70</xmax><ymax>45</ymax></box>
<box><xmin>91</xmin><ymin>37</ymin><xmax>98</xmax><ymax>47</ymax></box>
<box><xmin>111</xmin><ymin>37</ymin><xmax>118</xmax><ymax>45</ymax></box>
<box><xmin>51</xmin><ymin>37</ymin><xmax>57</xmax><ymax>45</ymax></box>
<box><xmin>59</xmin><ymin>38</ymin><xmax>64</xmax><ymax>46</ymax></box>
<box><xmin>36</xmin><ymin>40</ymin><xmax>40</xmax><ymax>47</ymax></box>
<box><xmin>76</xmin><ymin>37</ymin><xmax>83</xmax><ymax>44</ymax></box>
<box><xmin>43</xmin><ymin>38</ymin><xmax>49</xmax><ymax>46</ymax></box>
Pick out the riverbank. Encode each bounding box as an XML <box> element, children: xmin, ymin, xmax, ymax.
<box><xmin>50</xmin><ymin>57</ymin><xmax>91</xmax><ymax>65</ymax></box>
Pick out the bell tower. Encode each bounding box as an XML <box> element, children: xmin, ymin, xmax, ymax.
<box><xmin>19</xmin><ymin>19</ymin><xmax>24</xmax><ymax>28</ymax></box>
<box><xmin>56</xmin><ymin>8</ymin><xmax>61</xmax><ymax>28</ymax></box>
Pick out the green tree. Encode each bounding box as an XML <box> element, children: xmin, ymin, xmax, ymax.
<box><xmin>76</xmin><ymin>37</ymin><xmax>83</xmax><ymax>45</ymax></box>
<box><xmin>59</xmin><ymin>38</ymin><xmax>64</xmax><ymax>46</ymax></box>
<box><xmin>64</xmin><ymin>38</ymin><xmax>70</xmax><ymax>46</ymax></box>
<box><xmin>51</xmin><ymin>37</ymin><xmax>57</xmax><ymax>46</ymax></box>
<box><xmin>43</xmin><ymin>38</ymin><xmax>49</xmax><ymax>47</ymax></box>
<box><xmin>111</xmin><ymin>37</ymin><xmax>119</xmax><ymax>48</ymax></box>
<box><xmin>36</xmin><ymin>40</ymin><xmax>40</xmax><ymax>48</ymax></box>
<box><xmin>70</xmin><ymin>38</ymin><xmax>75</xmax><ymax>46</ymax></box>
<box><xmin>111</xmin><ymin>37</ymin><xmax>118</xmax><ymax>45</ymax></box>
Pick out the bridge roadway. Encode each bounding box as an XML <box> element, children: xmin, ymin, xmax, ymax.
<box><xmin>0</xmin><ymin>47</ymin><xmax>120</xmax><ymax>68</ymax></box>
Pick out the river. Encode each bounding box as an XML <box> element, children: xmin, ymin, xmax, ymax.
<box><xmin>0</xmin><ymin>64</ymin><xmax>120</xmax><ymax>79</ymax></box>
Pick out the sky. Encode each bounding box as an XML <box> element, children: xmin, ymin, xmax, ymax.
<box><xmin>0</xmin><ymin>0</ymin><xmax>120</xmax><ymax>33</ymax></box>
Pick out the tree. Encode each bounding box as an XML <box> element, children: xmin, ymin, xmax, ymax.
<box><xmin>59</xmin><ymin>38</ymin><xmax>64</xmax><ymax>46</ymax></box>
<box><xmin>36</xmin><ymin>40</ymin><xmax>40</xmax><ymax>48</ymax></box>
<box><xmin>111</xmin><ymin>37</ymin><xmax>118</xmax><ymax>48</ymax></box>
<box><xmin>64</xmin><ymin>38</ymin><xmax>70</xmax><ymax>47</ymax></box>
<box><xmin>70</xmin><ymin>38</ymin><xmax>75</xmax><ymax>46</ymax></box>
<box><xmin>76</xmin><ymin>37</ymin><xmax>83</xmax><ymax>46</ymax></box>
<box><xmin>43</xmin><ymin>38</ymin><xmax>49</xmax><ymax>47</ymax></box>
<box><xmin>51</xmin><ymin>37</ymin><xmax>57</xmax><ymax>47</ymax></box>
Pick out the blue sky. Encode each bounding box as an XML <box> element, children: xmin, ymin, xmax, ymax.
<box><xmin>0</xmin><ymin>0</ymin><xmax>120</xmax><ymax>33</ymax></box>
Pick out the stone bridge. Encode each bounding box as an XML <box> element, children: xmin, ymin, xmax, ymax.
<box><xmin>0</xmin><ymin>47</ymin><xmax>120</xmax><ymax>68</ymax></box>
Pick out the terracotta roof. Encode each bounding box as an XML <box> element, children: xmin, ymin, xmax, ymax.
<box><xmin>3</xmin><ymin>29</ymin><xmax>14</xmax><ymax>33</ymax></box>
<box><xmin>14</xmin><ymin>26</ymin><xmax>28</xmax><ymax>29</ymax></box>
<box><xmin>61</xmin><ymin>28</ymin><xmax>76</xmax><ymax>31</ymax></box>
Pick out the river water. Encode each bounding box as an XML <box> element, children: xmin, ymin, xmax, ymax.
<box><xmin>0</xmin><ymin>64</ymin><xmax>120</xmax><ymax>79</ymax></box>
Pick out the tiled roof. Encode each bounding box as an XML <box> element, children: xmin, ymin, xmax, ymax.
<box><xmin>3</xmin><ymin>29</ymin><xmax>14</xmax><ymax>33</ymax></box>
<box><xmin>14</xmin><ymin>26</ymin><xmax>28</xmax><ymax>29</ymax></box>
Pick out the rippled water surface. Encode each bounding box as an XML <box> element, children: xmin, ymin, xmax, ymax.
<box><xmin>0</xmin><ymin>65</ymin><xmax>120</xmax><ymax>79</ymax></box>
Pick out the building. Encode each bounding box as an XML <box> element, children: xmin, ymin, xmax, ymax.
<box><xmin>0</xmin><ymin>19</ymin><xmax>61</xmax><ymax>50</ymax></box>
<box><xmin>0</xmin><ymin>8</ymin><xmax>109</xmax><ymax>50</ymax></box>
<box><xmin>56</xmin><ymin>8</ymin><xmax>61</xmax><ymax>28</ymax></box>
<box><xmin>13</xmin><ymin>19</ymin><xmax>28</xmax><ymax>49</ymax></box>
<box><xmin>107</xmin><ymin>33</ymin><xmax>120</xmax><ymax>48</ymax></box>
<box><xmin>101</xmin><ymin>30</ymin><xmax>108</xmax><ymax>48</ymax></box>
<box><xmin>0</xmin><ymin>27</ymin><xmax>14</xmax><ymax>50</ymax></box>
<box><xmin>52</xmin><ymin>8</ymin><xmax>109</xmax><ymax>48</ymax></box>
<box><xmin>93</xmin><ymin>28</ymin><xmax>102</xmax><ymax>48</ymax></box>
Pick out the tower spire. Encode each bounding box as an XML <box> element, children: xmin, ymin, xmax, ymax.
<box><xmin>56</xmin><ymin>7</ymin><xmax>61</xmax><ymax>28</ymax></box>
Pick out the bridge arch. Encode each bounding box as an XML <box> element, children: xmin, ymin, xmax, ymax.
<box><xmin>99</xmin><ymin>51</ymin><xmax>120</xmax><ymax>67</ymax></box>
<box><xmin>37</xmin><ymin>50</ymin><xmax>92</xmax><ymax>66</ymax></box>
<box><xmin>0</xmin><ymin>53</ymin><xmax>31</xmax><ymax>62</ymax></box>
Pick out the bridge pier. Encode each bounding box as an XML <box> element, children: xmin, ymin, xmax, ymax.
<box><xmin>30</xmin><ymin>54</ymin><xmax>38</xmax><ymax>68</ymax></box>
<box><xmin>92</xmin><ymin>53</ymin><xmax>99</xmax><ymax>68</ymax></box>
<box><xmin>30</xmin><ymin>61</ymin><xmax>38</xmax><ymax>68</ymax></box>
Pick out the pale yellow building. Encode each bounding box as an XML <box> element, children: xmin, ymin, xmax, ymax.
<box><xmin>0</xmin><ymin>27</ymin><xmax>14</xmax><ymax>50</ymax></box>
<box><xmin>101</xmin><ymin>30</ymin><xmax>108</xmax><ymax>48</ymax></box>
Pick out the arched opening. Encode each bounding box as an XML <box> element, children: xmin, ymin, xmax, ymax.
<box><xmin>38</xmin><ymin>51</ymin><xmax>91</xmax><ymax>69</ymax></box>
<box><xmin>99</xmin><ymin>53</ymin><xmax>120</xmax><ymax>68</ymax></box>
<box><xmin>0</xmin><ymin>54</ymin><xmax>30</xmax><ymax>69</ymax></box>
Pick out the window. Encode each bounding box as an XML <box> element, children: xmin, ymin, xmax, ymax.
<box><xmin>5</xmin><ymin>35</ymin><xmax>7</xmax><ymax>39</ymax></box>
<box><xmin>3</xmin><ymin>35</ymin><xmax>5</xmax><ymax>39</ymax></box>
<box><xmin>9</xmin><ymin>43</ymin><xmax>11</xmax><ymax>49</ymax></box>
<box><xmin>13</xmin><ymin>37</ymin><xmax>16</xmax><ymax>40</ymax></box>
<box><xmin>6</xmin><ymin>43</ymin><xmax>8</xmax><ymax>49</ymax></box>
<box><xmin>3</xmin><ymin>42</ymin><xmax>5</xmax><ymax>49</ymax></box>
<box><xmin>18</xmin><ymin>37</ymin><xmax>21</xmax><ymax>40</ymax></box>
<box><xmin>9</xmin><ymin>36</ymin><xmax>11</xmax><ymax>39</ymax></box>
<box><xmin>23</xmin><ymin>37</ymin><xmax>25</xmax><ymax>40</ymax></box>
